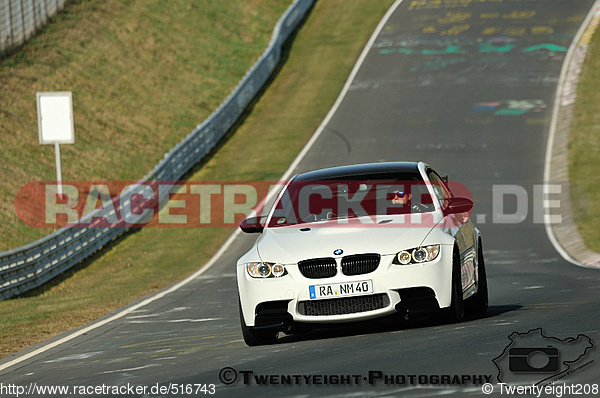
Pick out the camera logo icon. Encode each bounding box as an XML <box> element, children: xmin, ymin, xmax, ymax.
<box><xmin>493</xmin><ymin>329</ymin><xmax>593</xmax><ymax>385</ymax></box>
<box><xmin>508</xmin><ymin>346</ymin><xmax>559</xmax><ymax>373</ymax></box>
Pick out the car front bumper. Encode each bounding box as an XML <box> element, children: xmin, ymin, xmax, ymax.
<box><xmin>237</xmin><ymin>245</ymin><xmax>454</xmax><ymax>327</ymax></box>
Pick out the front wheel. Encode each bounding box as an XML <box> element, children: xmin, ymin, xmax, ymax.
<box><xmin>466</xmin><ymin>240</ymin><xmax>488</xmax><ymax>315</ymax></box>
<box><xmin>239</xmin><ymin>300</ymin><xmax>278</xmax><ymax>346</ymax></box>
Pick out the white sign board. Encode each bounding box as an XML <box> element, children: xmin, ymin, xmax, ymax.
<box><xmin>37</xmin><ymin>92</ymin><xmax>75</xmax><ymax>144</ymax></box>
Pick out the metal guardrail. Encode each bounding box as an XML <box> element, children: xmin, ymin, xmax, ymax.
<box><xmin>0</xmin><ymin>0</ymin><xmax>68</xmax><ymax>58</ymax></box>
<box><xmin>0</xmin><ymin>0</ymin><xmax>315</xmax><ymax>300</ymax></box>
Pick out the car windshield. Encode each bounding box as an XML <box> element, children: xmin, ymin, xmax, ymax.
<box><xmin>267</xmin><ymin>172</ymin><xmax>436</xmax><ymax>227</ymax></box>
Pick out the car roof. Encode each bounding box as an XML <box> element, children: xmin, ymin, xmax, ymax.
<box><xmin>294</xmin><ymin>162</ymin><xmax>422</xmax><ymax>181</ymax></box>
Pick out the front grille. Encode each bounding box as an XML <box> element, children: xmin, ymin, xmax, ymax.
<box><xmin>341</xmin><ymin>253</ymin><xmax>380</xmax><ymax>276</ymax></box>
<box><xmin>298</xmin><ymin>258</ymin><xmax>337</xmax><ymax>279</ymax></box>
<box><xmin>298</xmin><ymin>293</ymin><xmax>390</xmax><ymax>316</ymax></box>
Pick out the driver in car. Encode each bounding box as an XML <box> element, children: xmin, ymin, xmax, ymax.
<box><xmin>389</xmin><ymin>190</ymin><xmax>412</xmax><ymax>214</ymax></box>
<box><xmin>389</xmin><ymin>188</ymin><xmax>430</xmax><ymax>214</ymax></box>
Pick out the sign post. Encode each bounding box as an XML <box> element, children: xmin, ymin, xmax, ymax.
<box><xmin>37</xmin><ymin>92</ymin><xmax>75</xmax><ymax>196</ymax></box>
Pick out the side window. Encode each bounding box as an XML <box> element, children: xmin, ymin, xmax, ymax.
<box><xmin>427</xmin><ymin>169</ymin><xmax>452</xmax><ymax>202</ymax></box>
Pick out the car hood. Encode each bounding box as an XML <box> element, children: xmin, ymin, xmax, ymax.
<box><xmin>256</xmin><ymin>214</ymin><xmax>442</xmax><ymax>264</ymax></box>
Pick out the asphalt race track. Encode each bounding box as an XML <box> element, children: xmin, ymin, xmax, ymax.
<box><xmin>2</xmin><ymin>0</ymin><xmax>600</xmax><ymax>397</ymax></box>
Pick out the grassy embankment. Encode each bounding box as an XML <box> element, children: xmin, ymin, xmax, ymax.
<box><xmin>0</xmin><ymin>0</ymin><xmax>290</xmax><ymax>250</ymax></box>
<box><xmin>0</xmin><ymin>0</ymin><xmax>394</xmax><ymax>358</ymax></box>
<box><xmin>570</xmin><ymin>24</ymin><xmax>600</xmax><ymax>253</ymax></box>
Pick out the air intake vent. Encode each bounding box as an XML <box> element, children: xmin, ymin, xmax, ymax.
<box><xmin>298</xmin><ymin>293</ymin><xmax>389</xmax><ymax>316</ymax></box>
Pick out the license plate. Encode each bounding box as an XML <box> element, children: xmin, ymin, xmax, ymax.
<box><xmin>309</xmin><ymin>280</ymin><xmax>373</xmax><ymax>299</ymax></box>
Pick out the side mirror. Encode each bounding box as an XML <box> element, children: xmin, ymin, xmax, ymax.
<box><xmin>442</xmin><ymin>197</ymin><xmax>473</xmax><ymax>216</ymax></box>
<box><xmin>239</xmin><ymin>216</ymin><xmax>264</xmax><ymax>233</ymax></box>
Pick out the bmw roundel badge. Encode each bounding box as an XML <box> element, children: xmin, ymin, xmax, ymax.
<box><xmin>333</xmin><ymin>249</ymin><xmax>343</xmax><ymax>255</ymax></box>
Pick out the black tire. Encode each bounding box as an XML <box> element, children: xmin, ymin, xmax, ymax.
<box><xmin>444</xmin><ymin>248</ymin><xmax>465</xmax><ymax>323</ymax></box>
<box><xmin>239</xmin><ymin>301</ymin><xmax>278</xmax><ymax>346</ymax></box>
<box><xmin>466</xmin><ymin>240</ymin><xmax>488</xmax><ymax>315</ymax></box>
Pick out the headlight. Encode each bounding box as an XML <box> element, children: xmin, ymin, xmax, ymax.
<box><xmin>245</xmin><ymin>262</ymin><xmax>287</xmax><ymax>278</ymax></box>
<box><xmin>396</xmin><ymin>250</ymin><xmax>411</xmax><ymax>265</ymax></box>
<box><xmin>413</xmin><ymin>248</ymin><xmax>427</xmax><ymax>262</ymax></box>
<box><xmin>271</xmin><ymin>263</ymin><xmax>286</xmax><ymax>277</ymax></box>
<box><xmin>393</xmin><ymin>245</ymin><xmax>440</xmax><ymax>265</ymax></box>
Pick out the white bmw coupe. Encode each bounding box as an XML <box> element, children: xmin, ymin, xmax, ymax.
<box><xmin>237</xmin><ymin>162</ymin><xmax>488</xmax><ymax>346</ymax></box>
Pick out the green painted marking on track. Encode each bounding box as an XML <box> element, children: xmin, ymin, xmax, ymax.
<box><xmin>421</xmin><ymin>45</ymin><xmax>465</xmax><ymax>55</ymax></box>
<box><xmin>479</xmin><ymin>44</ymin><xmax>516</xmax><ymax>53</ymax></box>
<box><xmin>495</xmin><ymin>109</ymin><xmax>527</xmax><ymax>116</ymax></box>
<box><xmin>380</xmin><ymin>43</ymin><xmax>568</xmax><ymax>56</ymax></box>
<box><xmin>522</xmin><ymin>44</ymin><xmax>567</xmax><ymax>52</ymax></box>
<box><xmin>378</xmin><ymin>48</ymin><xmax>414</xmax><ymax>54</ymax></box>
